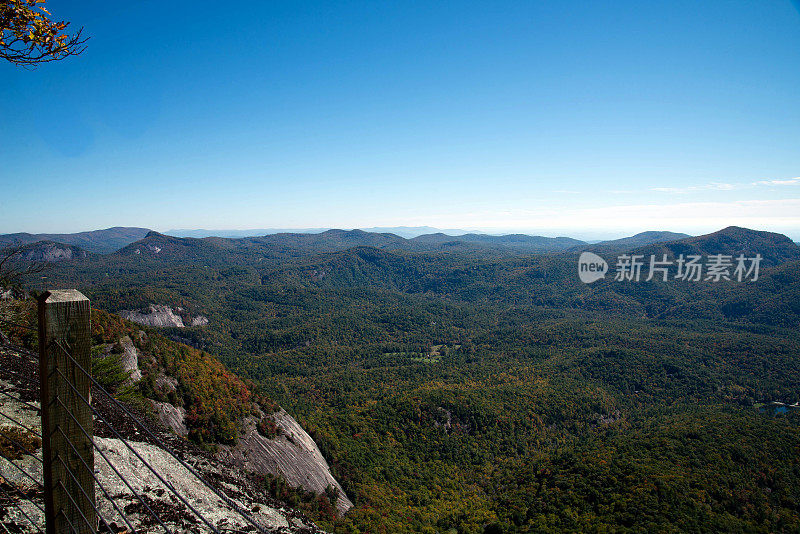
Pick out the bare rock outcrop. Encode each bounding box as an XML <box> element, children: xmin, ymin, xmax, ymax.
<box><xmin>155</xmin><ymin>374</ymin><xmax>178</xmax><ymax>396</ymax></box>
<box><xmin>0</xmin><ymin>347</ymin><xmax>324</xmax><ymax>534</ymax></box>
<box><xmin>191</xmin><ymin>316</ymin><xmax>209</xmax><ymax>326</ymax></box>
<box><xmin>93</xmin><ymin>437</ymin><xmax>320</xmax><ymax>532</ymax></box>
<box><xmin>119</xmin><ymin>305</ymin><xmax>185</xmax><ymax>328</ymax></box>
<box><xmin>17</xmin><ymin>242</ymin><xmax>89</xmax><ymax>262</ymax></box>
<box><xmin>119</xmin><ymin>335</ymin><xmax>142</xmax><ymax>382</ymax></box>
<box><xmin>117</xmin><ymin>305</ymin><xmax>210</xmax><ymax>329</ymax></box>
<box><xmin>151</xmin><ymin>400</ymin><xmax>188</xmax><ymax>436</ymax></box>
<box><xmin>218</xmin><ymin>409</ymin><xmax>354</xmax><ymax>516</ymax></box>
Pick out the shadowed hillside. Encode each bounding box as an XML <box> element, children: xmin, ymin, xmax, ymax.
<box><xmin>0</xmin><ymin>227</ymin><xmax>151</xmax><ymax>254</ymax></box>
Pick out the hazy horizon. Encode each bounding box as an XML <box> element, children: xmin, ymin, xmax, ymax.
<box><xmin>3</xmin><ymin>223</ymin><xmax>800</xmax><ymax>243</ymax></box>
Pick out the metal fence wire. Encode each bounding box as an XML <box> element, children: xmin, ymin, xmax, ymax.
<box><xmin>0</xmin><ymin>294</ymin><xmax>275</xmax><ymax>534</ymax></box>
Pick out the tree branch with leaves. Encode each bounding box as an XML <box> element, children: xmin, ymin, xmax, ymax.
<box><xmin>1</xmin><ymin>0</ymin><xmax>87</xmax><ymax>67</ymax></box>
<box><xmin>0</xmin><ymin>245</ymin><xmax>47</xmax><ymax>289</ymax></box>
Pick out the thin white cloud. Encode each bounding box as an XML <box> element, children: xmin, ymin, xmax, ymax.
<box><xmin>651</xmin><ymin>176</ymin><xmax>800</xmax><ymax>194</ymax></box>
<box><xmin>752</xmin><ymin>177</ymin><xmax>800</xmax><ymax>186</ymax></box>
<box><xmin>652</xmin><ymin>182</ymin><xmax>737</xmax><ymax>193</ymax></box>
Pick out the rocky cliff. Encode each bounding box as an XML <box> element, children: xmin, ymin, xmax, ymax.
<box><xmin>16</xmin><ymin>241</ymin><xmax>92</xmax><ymax>262</ymax></box>
<box><xmin>0</xmin><ymin>344</ymin><xmax>324</xmax><ymax>533</ymax></box>
<box><xmin>218</xmin><ymin>410</ymin><xmax>354</xmax><ymax>516</ymax></box>
<box><xmin>118</xmin><ymin>304</ymin><xmax>209</xmax><ymax>329</ymax></box>
<box><xmin>118</xmin><ymin>304</ymin><xmax>186</xmax><ymax>327</ymax></box>
<box><xmin>148</xmin><ymin>361</ymin><xmax>354</xmax><ymax>516</ymax></box>
<box><xmin>95</xmin><ymin>309</ymin><xmax>353</xmax><ymax>519</ymax></box>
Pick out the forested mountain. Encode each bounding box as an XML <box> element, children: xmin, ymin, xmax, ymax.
<box><xmin>8</xmin><ymin>225</ymin><xmax>800</xmax><ymax>532</ymax></box>
<box><xmin>167</xmin><ymin>228</ymin><xmax>329</xmax><ymax>238</ymax></box>
<box><xmin>411</xmin><ymin>232</ymin><xmax>586</xmax><ymax>253</ymax></box>
<box><xmin>578</xmin><ymin>230</ymin><xmax>691</xmax><ymax>253</ymax></box>
<box><xmin>2</xmin><ymin>227</ymin><xmax>714</xmax><ymax>260</ymax></box>
<box><xmin>25</xmin><ymin>226</ymin><xmax>800</xmax><ymax>333</ymax></box>
<box><xmin>0</xmin><ymin>227</ymin><xmax>150</xmax><ymax>254</ymax></box>
<box><xmin>115</xmin><ymin>231</ymin><xmax>231</xmax><ymax>261</ymax></box>
<box><xmin>95</xmin><ymin>229</ymin><xmax>584</xmax><ymax>262</ymax></box>
<box><xmin>360</xmin><ymin>226</ymin><xmax>470</xmax><ymax>238</ymax></box>
<box><xmin>628</xmin><ymin>226</ymin><xmax>800</xmax><ymax>266</ymax></box>
<box><xmin>237</xmin><ymin>229</ymin><xmax>585</xmax><ymax>255</ymax></box>
<box><xmin>246</xmin><ymin>229</ymin><xmax>408</xmax><ymax>253</ymax></box>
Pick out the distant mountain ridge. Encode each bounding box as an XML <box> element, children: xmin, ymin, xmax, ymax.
<box><xmin>20</xmin><ymin>226</ymin><xmax>800</xmax><ymax>264</ymax></box>
<box><xmin>15</xmin><ymin>226</ymin><xmax>785</xmax><ymax>263</ymax></box>
<box><xmin>579</xmin><ymin>231</ymin><xmax>691</xmax><ymax>253</ymax></box>
<box><xmin>109</xmin><ymin>228</ymin><xmax>589</xmax><ymax>261</ymax></box>
<box><xmin>168</xmin><ymin>226</ymin><xmax>475</xmax><ymax>239</ymax></box>
<box><xmin>450</xmin><ymin>233</ymin><xmax>586</xmax><ymax>251</ymax></box>
<box><xmin>167</xmin><ymin>228</ymin><xmax>330</xmax><ymax>238</ymax></box>
<box><xmin>630</xmin><ymin>226</ymin><xmax>800</xmax><ymax>267</ymax></box>
<box><xmin>360</xmin><ymin>226</ymin><xmax>472</xmax><ymax>238</ymax></box>
<box><xmin>0</xmin><ymin>227</ymin><xmax>150</xmax><ymax>254</ymax></box>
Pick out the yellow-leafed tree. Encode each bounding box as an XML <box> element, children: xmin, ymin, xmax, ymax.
<box><xmin>1</xmin><ymin>0</ymin><xmax>86</xmax><ymax>66</ymax></box>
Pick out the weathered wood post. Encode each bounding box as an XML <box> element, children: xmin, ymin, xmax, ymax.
<box><xmin>38</xmin><ymin>290</ymin><xmax>96</xmax><ymax>534</ymax></box>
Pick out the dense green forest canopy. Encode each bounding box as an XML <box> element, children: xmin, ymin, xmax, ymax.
<box><xmin>13</xmin><ymin>226</ymin><xmax>800</xmax><ymax>532</ymax></box>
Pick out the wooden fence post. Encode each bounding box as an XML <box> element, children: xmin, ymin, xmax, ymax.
<box><xmin>38</xmin><ymin>290</ymin><xmax>96</xmax><ymax>534</ymax></box>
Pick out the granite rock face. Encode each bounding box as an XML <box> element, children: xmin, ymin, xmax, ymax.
<box><xmin>18</xmin><ymin>241</ymin><xmax>89</xmax><ymax>262</ymax></box>
<box><xmin>151</xmin><ymin>400</ymin><xmax>188</xmax><ymax>436</ymax></box>
<box><xmin>93</xmin><ymin>436</ymin><xmax>305</xmax><ymax>532</ymax></box>
<box><xmin>218</xmin><ymin>409</ymin><xmax>354</xmax><ymax>516</ymax></box>
<box><xmin>106</xmin><ymin>331</ymin><xmax>353</xmax><ymax>517</ymax></box>
<box><xmin>117</xmin><ymin>305</ymin><xmax>210</xmax><ymax>329</ymax></box>
<box><xmin>118</xmin><ymin>304</ymin><xmax>185</xmax><ymax>328</ymax></box>
<box><xmin>0</xmin><ymin>347</ymin><xmax>325</xmax><ymax>533</ymax></box>
<box><xmin>191</xmin><ymin>315</ymin><xmax>210</xmax><ymax>326</ymax></box>
<box><xmin>119</xmin><ymin>335</ymin><xmax>142</xmax><ymax>382</ymax></box>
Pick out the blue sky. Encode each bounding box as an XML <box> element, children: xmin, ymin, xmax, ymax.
<box><xmin>1</xmin><ymin>0</ymin><xmax>799</xmax><ymax>239</ymax></box>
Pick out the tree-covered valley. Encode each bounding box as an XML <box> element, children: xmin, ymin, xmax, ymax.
<box><xmin>10</xmin><ymin>226</ymin><xmax>800</xmax><ymax>533</ymax></box>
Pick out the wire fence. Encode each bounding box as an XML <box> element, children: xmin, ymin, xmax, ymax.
<box><xmin>0</xmin><ymin>316</ymin><xmax>46</xmax><ymax>534</ymax></box>
<box><xmin>0</xmin><ymin>295</ymin><xmax>276</xmax><ymax>534</ymax></box>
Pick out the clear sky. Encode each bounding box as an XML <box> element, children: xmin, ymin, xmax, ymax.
<box><xmin>1</xmin><ymin>0</ymin><xmax>799</xmax><ymax>240</ymax></box>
